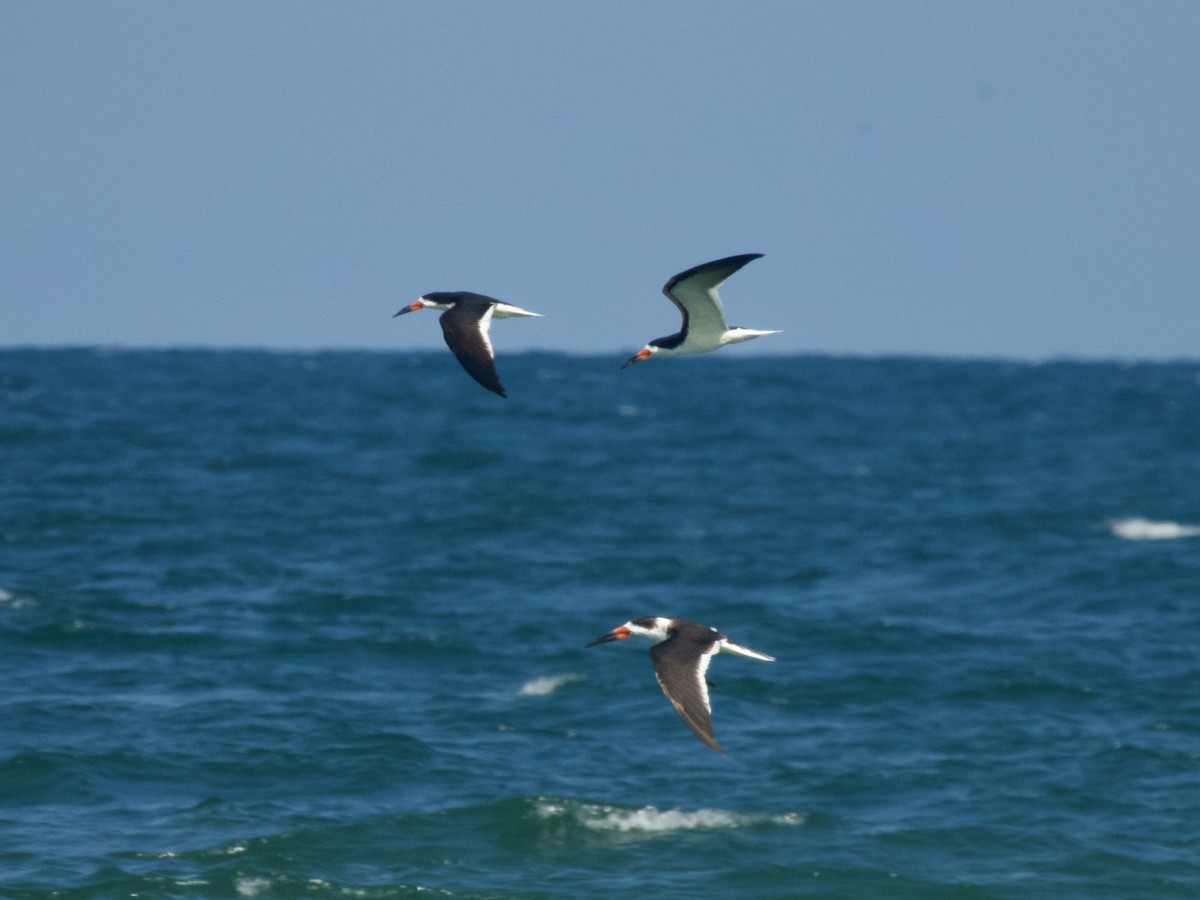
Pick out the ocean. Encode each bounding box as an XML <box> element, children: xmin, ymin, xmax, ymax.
<box><xmin>1</xmin><ymin>348</ymin><xmax>1198</xmax><ymax>899</ymax></box>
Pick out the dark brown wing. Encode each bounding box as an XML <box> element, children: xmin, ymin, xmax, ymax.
<box><xmin>649</xmin><ymin>637</ymin><xmax>723</xmax><ymax>753</ymax></box>
<box><xmin>439</xmin><ymin>302</ymin><xmax>506</xmax><ymax>397</ymax></box>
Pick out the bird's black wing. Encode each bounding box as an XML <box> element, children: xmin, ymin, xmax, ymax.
<box><xmin>439</xmin><ymin>303</ymin><xmax>506</xmax><ymax>397</ymax></box>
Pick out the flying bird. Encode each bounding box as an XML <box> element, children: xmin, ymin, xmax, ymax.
<box><xmin>394</xmin><ymin>292</ymin><xmax>541</xmax><ymax>397</ymax></box>
<box><xmin>622</xmin><ymin>253</ymin><xmax>779</xmax><ymax>368</ymax></box>
<box><xmin>585</xmin><ymin>616</ymin><xmax>775</xmax><ymax>753</ymax></box>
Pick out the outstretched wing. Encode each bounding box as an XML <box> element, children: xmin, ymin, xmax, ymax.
<box><xmin>439</xmin><ymin>301</ymin><xmax>506</xmax><ymax>397</ymax></box>
<box><xmin>649</xmin><ymin>637</ymin><xmax>723</xmax><ymax>753</ymax></box>
<box><xmin>661</xmin><ymin>253</ymin><xmax>762</xmax><ymax>340</ymax></box>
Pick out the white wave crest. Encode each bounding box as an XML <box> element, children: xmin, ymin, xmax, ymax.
<box><xmin>518</xmin><ymin>673</ymin><xmax>583</xmax><ymax>696</ymax></box>
<box><xmin>1108</xmin><ymin>517</ymin><xmax>1200</xmax><ymax>541</ymax></box>
<box><xmin>0</xmin><ymin>589</ymin><xmax>36</xmax><ymax>609</ymax></box>
<box><xmin>536</xmin><ymin>799</ymin><xmax>803</xmax><ymax>834</ymax></box>
<box><xmin>235</xmin><ymin>877</ymin><xmax>272</xmax><ymax>898</ymax></box>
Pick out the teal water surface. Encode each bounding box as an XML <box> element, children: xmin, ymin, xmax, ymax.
<box><xmin>1</xmin><ymin>349</ymin><xmax>1198</xmax><ymax>898</ymax></box>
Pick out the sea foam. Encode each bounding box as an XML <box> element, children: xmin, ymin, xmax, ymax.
<box><xmin>517</xmin><ymin>673</ymin><xmax>583</xmax><ymax>696</ymax></box>
<box><xmin>1108</xmin><ymin>517</ymin><xmax>1200</xmax><ymax>540</ymax></box>
<box><xmin>535</xmin><ymin>798</ymin><xmax>803</xmax><ymax>834</ymax></box>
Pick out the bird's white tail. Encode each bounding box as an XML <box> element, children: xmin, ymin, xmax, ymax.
<box><xmin>721</xmin><ymin>328</ymin><xmax>782</xmax><ymax>346</ymax></box>
<box><xmin>491</xmin><ymin>303</ymin><xmax>542</xmax><ymax>318</ymax></box>
<box><xmin>721</xmin><ymin>640</ymin><xmax>776</xmax><ymax>661</ymax></box>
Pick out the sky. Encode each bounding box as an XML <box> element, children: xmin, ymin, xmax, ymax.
<box><xmin>2</xmin><ymin>1</ymin><xmax>1198</xmax><ymax>360</ymax></box>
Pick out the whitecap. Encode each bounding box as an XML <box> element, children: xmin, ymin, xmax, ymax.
<box><xmin>0</xmin><ymin>588</ymin><xmax>35</xmax><ymax>608</ymax></box>
<box><xmin>518</xmin><ymin>673</ymin><xmax>583</xmax><ymax>696</ymax></box>
<box><xmin>236</xmin><ymin>877</ymin><xmax>272</xmax><ymax>898</ymax></box>
<box><xmin>536</xmin><ymin>798</ymin><xmax>803</xmax><ymax>834</ymax></box>
<box><xmin>1108</xmin><ymin>517</ymin><xmax>1200</xmax><ymax>541</ymax></box>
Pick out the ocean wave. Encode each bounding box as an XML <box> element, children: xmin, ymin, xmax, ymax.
<box><xmin>517</xmin><ymin>673</ymin><xmax>583</xmax><ymax>696</ymax></box>
<box><xmin>0</xmin><ymin>587</ymin><xmax>36</xmax><ymax>608</ymax></box>
<box><xmin>534</xmin><ymin>797</ymin><xmax>803</xmax><ymax>835</ymax></box>
<box><xmin>1108</xmin><ymin>517</ymin><xmax>1200</xmax><ymax>540</ymax></box>
<box><xmin>235</xmin><ymin>876</ymin><xmax>272</xmax><ymax>897</ymax></box>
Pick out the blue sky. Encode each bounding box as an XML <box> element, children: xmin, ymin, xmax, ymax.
<box><xmin>3</xmin><ymin>1</ymin><xmax>1198</xmax><ymax>359</ymax></box>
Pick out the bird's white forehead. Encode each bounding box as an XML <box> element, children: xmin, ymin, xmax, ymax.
<box><xmin>625</xmin><ymin>617</ymin><xmax>669</xmax><ymax>639</ymax></box>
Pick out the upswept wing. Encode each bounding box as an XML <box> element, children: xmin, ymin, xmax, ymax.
<box><xmin>661</xmin><ymin>253</ymin><xmax>763</xmax><ymax>339</ymax></box>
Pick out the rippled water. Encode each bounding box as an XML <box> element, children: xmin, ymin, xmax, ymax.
<box><xmin>2</xmin><ymin>349</ymin><xmax>1198</xmax><ymax>898</ymax></box>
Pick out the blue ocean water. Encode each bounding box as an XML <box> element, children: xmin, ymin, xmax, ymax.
<box><xmin>1</xmin><ymin>348</ymin><xmax>1199</xmax><ymax>899</ymax></box>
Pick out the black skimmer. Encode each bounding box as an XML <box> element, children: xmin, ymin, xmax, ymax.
<box><xmin>394</xmin><ymin>292</ymin><xmax>541</xmax><ymax>397</ymax></box>
<box><xmin>585</xmin><ymin>616</ymin><xmax>775</xmax><ymax>753</ymax></box>
<box><xmin>622</xmin><ymin>253</ymin><xmax>779</xmax><ymax>368</ymax></box>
